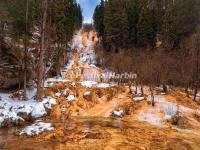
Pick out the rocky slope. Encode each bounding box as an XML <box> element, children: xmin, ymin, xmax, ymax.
<box><xmin>0</xmin><ymin>36</ymin><xmax>23</xmax><ymax>89</ymax></box>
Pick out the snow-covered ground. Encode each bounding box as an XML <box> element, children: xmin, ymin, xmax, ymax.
<box><xmin>20</xmin><ymin>121</ymin><xmax>54</xmax><ymax>136</ymax></box>
<box><xmin>0</xmin><ymin>89</ymin><xmax>56</xmax><ymax>127</ymax></box>
<box><xmin>137</xmin><ymin>96</ymin><xmax>194</xmax><ymax>126</ymax></box>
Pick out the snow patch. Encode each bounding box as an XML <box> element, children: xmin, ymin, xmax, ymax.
<box><xmin>66</xmin><ymin>60</ymin><xmax>75</xmax><ymax>70</ymax></box>
<box><xmin>55</xmin><ymin>92</ymin><xmax>61</xmax><ymax>97</ymax></box>
<box><xmin>0</xmin><ymin>93</ymin><xmax>56</xmax><ymax>126</ymax></box>
<box><xmin>112</xmin><ymin>110</ymin><xmax>124</xmax><ymax>117</ymax></box>
<box><xmin>84</xmin><ymin>91</ymin><xmax>91</xmax><ymax>96</ymax></box>
<box><xmin>42</xmin><ymin>96</ymin><xmax>57</xmax><ymax>109</ymax></box>
<box><xmin>31</xmin><ymin>102</ymin><xmax>46</xmax><ymax>118</ymax></box>
<box><xmin>80</xmin><ymin>81</ymin><xmax>97</xmax><ymax>88</ymax></box>
<box><xmin>137</xmin><ymin>97</ymin><xmax>194</xmax><ymax>127</ymax></box>
<box><xmin>63</xmin><ymin>89</ymin><xmax>68</xmax><ymax>95</ymax></box>
<box><xmin>96</xmin><ymin>83</ymin><xmax>113</xmax><ymax>88</ymax></box>
<box><xmin>20</xmin><ymin>122</ymin><xmax>54</xmax><ymax>136</ymax></box>
<box><xmin>67</xmin><ymin>95</ymin><xmax>75</xmax><ymax>102</ymax></box>
<box><xmin>133</xmin><ymin>97</ymin><xmax>145</xmax><ymax>102</ymax></box>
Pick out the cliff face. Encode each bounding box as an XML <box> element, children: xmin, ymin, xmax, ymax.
<box><xmin>0</xmin><ymin>36</ymin><xmax>23</xmax><ymax>90</ymax></box>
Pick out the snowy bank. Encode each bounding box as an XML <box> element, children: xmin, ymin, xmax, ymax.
<box><xmin>137</xmin><ymin>97</ymin><xmax>194</xmax><ymax>127</ymax></box>
<box><xmin>20</xmin><ymin>121</ymin><xmax>54</xmax><ymax>136</ymax></box>
<box><xmin>0</xmin><ymin>93</ymin><xmax>56</xmax><ymax>127</ymax></box>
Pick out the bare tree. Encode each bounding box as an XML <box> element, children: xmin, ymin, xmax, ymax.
<box><xmin>191</xmin><ymin>28</ymin><xmax>200</xmax><ymax>102</ymax></box>
<box><xmin>22</xmin><ymin>0</ymin><xmax>29</xmax><ymax>99</ymax></box>
<box><xmin>36</xmin><ymin>0</ymin><xmax>48</xmax><ymax>100</ymax></box>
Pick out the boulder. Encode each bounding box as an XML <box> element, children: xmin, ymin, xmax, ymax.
<box><xmin>171</xmin><ymin>114</ymin><xmax>191</xmax><ymax>128</ymax></box>
<box><xmin>17</xmin><ymin>112</ymin><xmax>31</xmax><ymax>122</ymax></box>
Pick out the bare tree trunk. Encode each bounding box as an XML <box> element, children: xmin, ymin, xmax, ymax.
<box><xmin>36</xmin><ymin>0</ymin><xmax>48</xmax><ymax>100</ymax></box>
<box><xmin>150</xmin><ymin>86</ymin><xmax>155</xmax><ymax>106</ymax></box>
<box><xmin>162</xmin><ymin>84</ymin><xmax>167</xmax><ymax>93</ymax></box>
<box><xmin>0</xmin><ymin>22</ymin><xmax>4</xmax><ymax>34</ymax></box>
<box><xmin>194</xmin><ymin>87</ymin><xmax>197</xmax><ymax>102</ymax></box>
<box><xmin>185</xmin><ymin>84</ymin><xmax>189</xmax><ymax>98</ymax></box>
<box><xmin>23</xmin><ymin>0</ymin><xmax>29</xmax><ymax>99</ymax></box>
<box><xmin>135</xmin><ymin>83</ymin><xmax>138</xmax><ymax>95</ymax></box>
<box><xmin>193</xmin><ymin>30</ymin><xmax>200</xmax><ymax>102</ymax></box>
<box><xmin>141</xmin><ymin>85</ymin><xmax>144</xmax><ymax>96</ymax></box>
<box><xmin>128</xmin><ymin>80</ymin><xmax>132</xmax><ymax>94</ymax></box>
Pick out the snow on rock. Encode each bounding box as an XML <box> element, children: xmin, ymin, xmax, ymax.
<box><xmin>61</xmin><ymin>107</ymin><xmax>66</xmax><ymax>113</ymax></box>
<box><xmin>0</xmin><ymin>91</ymin><xmax>57</xmax><ymax>126</ymax></box>
<box><xmin>55</xmin><ymin>92</ymin><xmax>61</xmax><ymax>97</ymax></box>
<box><xmin>66</xmin><ymin>60</ymin><xmax>75</xmax><ymax>70</ymax></box>
<box><xmin>20</xmin><ymin>122</ymin><xmax>54</xmax><ymax>136</ymax></box>
<box><xmin>0</xmin><ymin>91</ymin><xmax>36</xmax><ymax>126</ymax></box>
<box><xmin>44</xmin><ymin>77</ymin><xmax>70</xmax><ymax>88</ymax></box>
<box><xmin>130</xmin><ymin>86</ymin><xmax>143</xmax><ymax>96</ymax></box>
<box><xmin>42</xmin><ymin>96</ymin><xmax>57</xmax><ymax>109</ymax></box>
<box><xmin>80</xmin><ymin>81</ymin><xmax>97</xmax><ymax>88</ymax></box>
<box><xmin>155</xmin><ymin>86</ymin><xmax>164</xmax><ymax>91</ymax></box>
<box><xmin>133</xmin><ymin>97</ymin><xmax>145</xmax><ymax>102</ymax></box>
<box><xmin>31</xmin><ymin>102</ymin><xmax>47</xmax><ymax>118</ymax></box>
<box><xmin>31</xmin><ymin>96</ymin><xmax>57</xmax><ymax>118</ymax></box>
<box><xmin>16</xmin><ymin>105</ymin><xmax>33</xmax><ymax>115</ymax></box>
<box><xmin>112</xmin><ymin>110</ymin><xmax>124</xmax><ymax>117</ymax></box>
<box><xmin>96</xmin><ymin>83</ymin><xmax>113</xmax><ymax>88</ymax></box>
<box><xmin>84</xmin><ymin>91</ymin><xmax>91</xmax><ymax>96</ymax></box>
<box><xmin>160</xmin><ymin>93</ymin><xmax>166</xmax><ymax>95</ymax></box>
<box><xmin>89</xmin><ymin>64</ymin><xmax>96</xmax><ymax>68</ymax></box>
<box><xmin>71</xmin><ymin>82</ymin><xmax>76</xmax><ymax>87</ymax></box>
<box><xmin>67</xmin><ymin>95</ymin><xmax>75</xmax><ymax>102</ymax></box>
<box><xmin>63</xmin><ymin>89</ymin><xmax>68</xmax><ymax>95</ymax></box>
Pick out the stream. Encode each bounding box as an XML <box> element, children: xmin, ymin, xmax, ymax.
<box><xmin>1</xmin><ymin>116</ymin><xmax>200</xmax><ymax>150</ymax></box>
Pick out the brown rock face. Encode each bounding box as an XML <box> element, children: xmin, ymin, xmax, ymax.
<box><xmin>0</xmin><ymin>36</ymin><xmax>23</xmax><ymax>90</ymax></box>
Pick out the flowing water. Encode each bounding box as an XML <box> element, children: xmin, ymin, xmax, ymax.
<box><xmin>0</xmin><ymin>117</ymin><xmax>129</xmax><ymax>150</ymax></box>
<box><xmin>1</xmin><ymin>116</ymin><xmax>200</xmax><ymax>150</ymax></box>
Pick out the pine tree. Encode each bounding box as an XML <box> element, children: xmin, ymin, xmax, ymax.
<box><xmin>50</xmin><ymin>0</ymin><xmax>82</xmax><ymax>77</ymax></box>
<box><xmin>137</xmin><ymin>0</ymin><xmax>154</xmax><ymax>47</ymax></box>
<box><xmin>93</xmin><ymin>0</ymin><xmax>105</xmax><ymax>38</ymax></box>
<box><xmin>127</xmin><ymin>0</ymin><xmax>139</xmax><ymax>46</ymax></box>
<box><xmin>103</xmin><ymin>0</ymin><xmax>129</xmax><ymax>52</ymax></box>
<box><xmin>163</xmin><ymin>0</ymin><xmax>199</xmax><ymax>49</ymax></box>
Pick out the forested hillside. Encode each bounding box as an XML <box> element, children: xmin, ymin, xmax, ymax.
<box><xmin>0</xmin><ymin>0</ymin><xmax>82</xmax><ymax>99</ymax></box>
<box><xmin>93</xmin><ymin>0</ymin><xmax>200</xmax><ymax>101</ymax></box>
